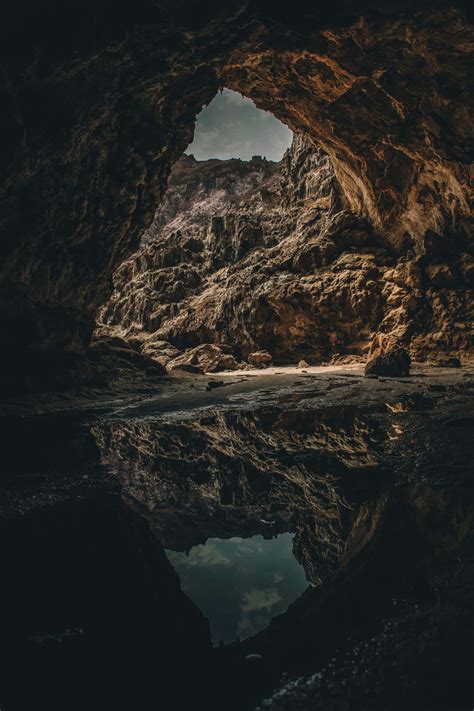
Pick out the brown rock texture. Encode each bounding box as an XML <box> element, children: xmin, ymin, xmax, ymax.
<box><xmin>97</xmin><ymin>135</ymin><xmax>473</xmax><ymax>365</ymax></box>
<box><xmin>364</xmin><ymin>334</ymin><xmax>411</xmax><ymax>376</ymax></box>
<box><xmin>91</xmin><ymin>404</ymin><xmax>378</xmax><ymax>584</ymax></box>
<box><xmin>0</xmin><ymin>1</ymin><xmax>473</xmax><ymax>385</ymax></box>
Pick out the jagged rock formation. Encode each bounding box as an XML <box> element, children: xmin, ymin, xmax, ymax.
<box><xmin>91</xmin><ymin>404</ymin><xmax>374</xmax><ymax>583</ymax></box>
<box><xmin>97</xmin><ymin>135</ymin><xmax>473</xmax><ymax>366</ymax></box>
<box><xmin>364</xmin><ymin>334</ymin><xmax>411</xmax><ymax>376</ymax></box>
<box><xmin>1</xmin><ymin>1</ymin><xmax>473</xmax><ymax>388</ymax></box>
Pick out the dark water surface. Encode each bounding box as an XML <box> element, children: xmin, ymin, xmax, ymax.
<box><xmin>167</xmin><ymin>533</ymin><xmax>309</xmax><ymax>644</ymax></box>
<box><xmin>0</xmin><ymin>371</ymin><xmax>473</xmax><ymax>710</ymax></box>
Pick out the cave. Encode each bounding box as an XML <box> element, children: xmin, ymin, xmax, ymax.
<box><xmin>0</xmin><ymin>2</ymin><xmax>473</xmax><ymax>710</ymax></box>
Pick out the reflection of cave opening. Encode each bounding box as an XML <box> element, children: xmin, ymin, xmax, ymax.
<box><xmin>166</xmin><ymin>533</ymin><xmax>309</xmax><ymax>645</ymax></box>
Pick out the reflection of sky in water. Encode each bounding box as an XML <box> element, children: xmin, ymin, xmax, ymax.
<box><xmin>166</xmin><ymin>533</ymin><xmax>308</xmax><ymax>645</ymax></box>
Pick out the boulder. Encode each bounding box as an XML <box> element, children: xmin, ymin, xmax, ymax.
<box><xmin>424</xmin><ymin>263</ymin><xmax>458</xmax><ymax>288</ymax></box>
<box><xmin>248</xmin><ymin>351</ymin><xmax>273</xmax><ymax>368</ymax></box>
<box><xmin>166</xmin><ymin>343</ymin><xmax>241</xmax><ymax>374</ymax></box>
<box><xmin>428</xmin><ymin>356</ymin><xmax>461</xmax><ymax>368</ymax></box>
<box><xmin>298</xmin><ymin>359</ymin><xmax>309</xmax><ymax>368</ymax></box>
<box><xmin>365</xmin><ymin>335</ymin><xmax>411</xmax><ymax>377</ymax></box>
<box><xmin>167</xmin><ymin>362</ymin><xmax>204</xmax><ymax>374</ymax></box>
<box><xmin>142</xmin><ymin>340</ymin><xmax>182</xmax><ymax>366</ymax></box>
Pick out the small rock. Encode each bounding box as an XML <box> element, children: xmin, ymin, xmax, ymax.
<box><xmin>206</xmin><ymin>379</ymin><xmax>224</xmax><ymax>390</ymax></box>
<box><xmin>248</xmin><ymin>350</ymin><xmax>272</xmax><ymax>368</ymax></box>
<box><xmin>298</xmin><ymin>359</ymin><xmax>309</xmax><ymax>368</ymax></box>
<box><xmin>365</xmin><ymin>335</ymin><xmax>411</xmax><ymax>377</ymax></box>
<box><xmin>429</xmin><ymin>356</ymin><xmax>461</xmax><ymax>368</ymax></box>
<box><xmin>245</xmin><ymin>653</ymin><xmax>263</xmax><ymax>663</ymax></box>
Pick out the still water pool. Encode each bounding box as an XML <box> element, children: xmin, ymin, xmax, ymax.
<box><xmin>166</xmin><ymin>532</ymin><xmax>309</xmax><ymax>645</ymax></box>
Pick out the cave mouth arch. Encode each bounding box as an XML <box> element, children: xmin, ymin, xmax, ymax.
<box><xmin>96</xmin><ymin>16</ymin><xmax>473</xmax><ymax>378</ymax></box>
<box><xmin>185</xmin><ymin>87</ymin><xmax>293</xmax><ymax>162</ymax></box>
<box><xmin>95</xmin><ymin>118</ymin><xmax>394</xmax><ymax>372</ymax></box>
<box><xmin>1</xmin><ymin>2</ymin><xmax>472</xmax><ymax>391</ymax></box>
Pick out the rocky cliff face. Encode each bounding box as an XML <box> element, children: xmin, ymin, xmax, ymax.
<box><xmin>1</xmin><ymin>2</ymin><xmax>472</xmax><ymax>386</ymax></box>
<box><xmin>97</xmin><ymin>135</ymin><xmax>473</xmax><ymax>367</ymax></box>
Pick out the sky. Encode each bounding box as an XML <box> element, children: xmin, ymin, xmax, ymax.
<box><xmin>166</xmin><ymin>533</ymin><xmax>308</xmax><ymax>645</ymax></box>
<box><xmin>185</xmin><ymin>88</ymin><xmax>293</xmax><ymax>162</ymax></box>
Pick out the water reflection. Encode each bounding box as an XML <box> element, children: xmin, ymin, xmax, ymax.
<box><xmin>0</xmin><ymin>372</ymin><xmax>473</xmax><ymax>710</ymax></box>
<box><xmin>166</xmin><ymin>533</ymin><xmax>309</xmax><ymax>644</ymax></box>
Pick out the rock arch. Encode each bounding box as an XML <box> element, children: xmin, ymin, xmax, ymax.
<box><xmin>0</xmin><ymin>0</ymin><xmax>472</xmax><ymax>382</ymax></box>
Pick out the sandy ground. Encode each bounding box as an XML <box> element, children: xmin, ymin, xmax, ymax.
<box><xmin>3</xmin><ymin>362</ymin><xmax>473</xmax><ymax>419</ymax></box>
<box><xmin>106</xmin><ymin>362</ymin><xmax>473</xmax><ymax>421</ymax></box>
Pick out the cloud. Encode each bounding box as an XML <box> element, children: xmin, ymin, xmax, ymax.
<box><xmin>241</xmin><ymin>587</ymin><xmax>282</xmax><ymax>612</ymax></box>
<box><xmin>237</xmin><ymin>587</ymin><xmax>283</xmax><ymax>638</ymax></box>
<box><xmin>168</xmin><ymin>541</ymin><xmax>231</xmax><ymax>568</ymax></box>
<box><xmin>185</xmin><ymin>88</ymin><xmax>293</xmax><ymax>162</ymax></box>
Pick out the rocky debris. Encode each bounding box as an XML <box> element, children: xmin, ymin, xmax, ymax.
<box><xmin>166</xmin><ymin>343</ymin><xmax>242</xmax><ymax>374</ymax></box>
<box><xmin>330</xmin><ymin>354</ymin><xmax>365</xmax><ymax>365</ymax></box>
<box><xmin>248</xmin><ymin>351</ymin><xmax>273</xmax><ymax>369</ymax></box>
<box><xmin>365</xmin><ymin>335</ymin><xmax>411</xmax><ymax>377</ymax></box>
<box><xmin>298</xmin><ymin>360</ymin><xmax>309</xmax><ymax>368</ymax></box>
<box><xmin>2</xmin><ymin>3</ymin><xmax>473</xmax><ymax>390</ymax></box>
<box><xmin>97</xmin><ymin>135</ymin><xmax>473</xmax><ymax>369</ymax></box>
<box><xmin>141</xmin><ymin>340</ymin><xmax>182</xmax><ymax>366</ymax></box>
<box><xmin>428</xmin><ymin>356</ymin><xmax>462</xmax><ymax>368</ymax></box>
<box><xmin>206</xmin><ymin>380</ymin><xmax>225</xmax><ymax>391</ymax></box>
<box><xmin>167</xmin><ymin>361</ymin><xmax>204</xmax><ymax>374</ymax></box>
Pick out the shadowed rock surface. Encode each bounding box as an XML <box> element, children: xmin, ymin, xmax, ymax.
<box><xmin>364</xmin><ymin>334</ymin><xmax>412</xmax><ymax>376</ymax></box>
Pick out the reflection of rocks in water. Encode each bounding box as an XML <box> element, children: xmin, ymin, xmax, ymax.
<box><xmin>252</xmin><ymin>484</ymin><xmax>473</xmax><ymax>711</ymax></box>
<box><xmin>1</xmin><ymin>378</ymin><xmax>473</xmax><ymax>710</ymax></box>
<box><xmin>91</xmin><ymin>406</ymin><xmax>389</xmax><ymax>585</ymax></box>
<box><xmin>91</xmin><ymin>397</ymin><xmax>473</xmax><ymax>586</ymax></box>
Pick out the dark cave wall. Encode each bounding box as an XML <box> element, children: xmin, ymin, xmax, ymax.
<box><xmin>0</xmin><ymin>0</ymin><xmax>472</xmax><ymax>369</ymax></box>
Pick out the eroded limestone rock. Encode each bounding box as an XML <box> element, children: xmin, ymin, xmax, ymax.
<box><xmin>248</xmin><ymin>351</ymin><xmax>273</xmax><ymax>369</ymax></box>
<box><xmin>98</xmin><ymin>136</ymin><xmax>473</xmax><ymax>367</ymax></box>
<box><xmin>1</xmin><ymin>2</ymin><xmax>473</xmax><ymax>386</ymax></box>
<box><xmin>166</xmin><ymin>343</ymin><xmax>242</xmax><ymax>374</ymax></box>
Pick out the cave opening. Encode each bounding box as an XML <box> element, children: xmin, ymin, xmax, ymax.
<box><xmin>185</xmin><ymin>88</ymin><xmax>293</xmax><ymax>162</ymax></box>
<box><xmin>96</xmin><ymin>84</ymin><xmax>390</xmax><ymax>374</ymax></box>
<box><xmin>1</xmin><ymin>4</ymin><xmax>473</xmax><ymax>711</ymax></box>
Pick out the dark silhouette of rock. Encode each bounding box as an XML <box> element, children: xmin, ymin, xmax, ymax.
<box><xmin>365</xmin><ymin>336</ymin><xmax>411</xmax><ymax>377</ymax></box>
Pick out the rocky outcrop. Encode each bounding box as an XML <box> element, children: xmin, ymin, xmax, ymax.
<box><xmin>165</xmin><ymin>343</ymin><xmax>242</xmax><ymax>373</ymax></box>
<box><xmin>365</xmin><ymin>334</ymin><xmax>411</xmax><ymax>376</ymax></box>
<box><xmin>1</xmin><ymin>2</ymin><xmax>473</xmax><ymax>387</ymax></box>
<box><xmin>97</xmin><ymin>135</ymin><xmax>473</xmax><ymax>366</ymax></box>
<box><xmin>91</xmin><ymin>404</ymin><xmax>380</xmax><ymax>583</ymax></box>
